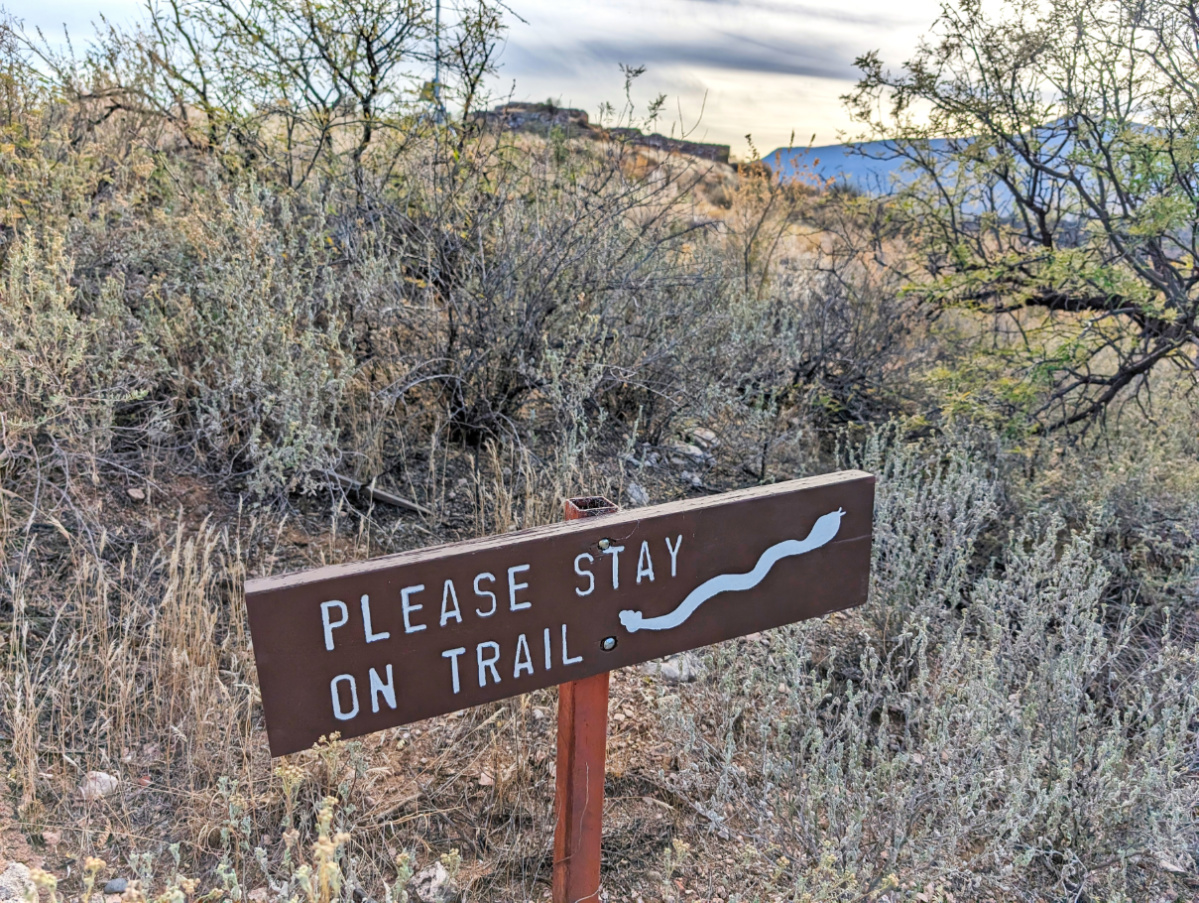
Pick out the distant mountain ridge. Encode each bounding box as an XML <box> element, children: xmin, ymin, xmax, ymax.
<box><xmin>761</xmin><ymin>139</ymin><xmax>946</xmax><ymax>191</ymax></box>
<box><xmin>763</xmin><ymin>119</ymin><xmax>1159</xmax><ymax>193</ymax></box>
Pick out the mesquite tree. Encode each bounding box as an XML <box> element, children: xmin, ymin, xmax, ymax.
<box><xmin>33</xmin><ymin>0</ymin><xmax>504</xmax><ymax>187</ymax></box>
<box><xmin>848</xmin><ymin>0</ymin><xmax>1199</xmax><ymax>432</ymax></box>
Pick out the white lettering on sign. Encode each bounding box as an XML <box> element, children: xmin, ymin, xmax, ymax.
<box><xmin>325</xmin><ymin>621</ymin><xmax>595</xmax><ymax>722</ymax></box>
<box><xmin>321</xmin><ymin>600</ymin><xmax>349</xmax><ymax>651</ymax></box>
<box><xmin>369</xmin><ymin>664</ymin><xmax>397</xmax><ymax>712</ymax></box>
<box><xmin>317</xmin><ymin>534</ymin><xmax>693</xmax><ymax>653</ymax></box>
<box><xmin>477</xmin><ymin>641</ymin><xmax>502</xmax><ymax>686</ymax></box>
<box><xmin>665</xmin><ymin>534</ymin><xmax>683</xmax><ymax>577</ymax></box>
<box><xmin>474</xmin><ymin>572</ymin><xmax>497</xmax><ymax>617</ymax></box>
<box><xmin>443</xmin><ymin>647</ymin><xmax>466</xmax><ymax>694</ymax></box>
<box><xmin>426</xmin><ymin>623</ymin><xmax>590</xmax><ymax>703</ymax></box>
<box><xmin>620</xmin><ymin>509</ymin><xmax>845</xmax><ymax>633</ymax></box>
<box><xmin>315</xmin><ymin>528</ymin><xmax>706</xmax><ymax>717</ymax></box>
<box><xmin>561</xmin><ymin>624</ymin><xmax>583</xmax><ymax>665</ymax></box>
<box><xmin>318</xmin><ymin>599</ymin><xmax>347</xmax><ymax>647</ymax></box>
<box><xmin>361</xmin><ymin>595</ymin><xmax>390</xmax><ymax>643</ymax></box>
<box><xmin>440</xmin><ymin>580</ymin><xmax>462</xmax><ymax>627</ymax></box>
<box><xmin>513</xmin><ymin>633</ymin><xmax>534</xmax><ymax>678</ymax></box>
<box><xmin>573</xmin><ymin>553</ymin><xmax>595</xmax><ymax>596</ymax></box>
<box><xmin>401</xmin><ymin>584</ymin><xmax>427</xmax><ymax>633</ymax></box>
<box><xmin>636</xmin><ymin>540</ymin><xmax>655</xmax><ymax>584</ymax></box>
<box><xmin>602</xmin><ymin>544</ymin><xmax>625</xmax><ymax>588</ymax></box>
<box><xmin>331</xmin><ymin>674</ymin><xmax>359</xmax><ymax>720</ymax></box>
<box><xmin>507</xmin><ymin>564</ymin><xmax>531</xmax><ymax>611</ymax></box>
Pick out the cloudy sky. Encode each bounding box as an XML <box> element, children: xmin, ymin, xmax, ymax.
<box><xmin>9</xmin><ymin>0</ymin><xmax>943</xmax><ymax>156</ymax></box>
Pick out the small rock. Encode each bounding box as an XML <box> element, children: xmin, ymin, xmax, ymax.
<box><xmin>690</xmin><ymin>427</ymin><xmax>719</xmax><ymax>449</ymax></box>
<box><xmin>0</xmin><ymin>864</ymin><xmax>33</xmax><ymax>902</ymax></box>
<box><xmin>626</xmin><ymin>482</ymin><xmax>649</xmax><ymax>507</ymax></box>
<box><xmin>642</xmin><ymin>653</ymin><xmax>706</xmax><ymax>684</ymax></box>
<box><xmin>410</xmin><ymin>863</ymin><xmax>459</xmax><ymax>903</ymax></box>
<box><xmin>103</xmin><ymin>879</ymin><xmax>128</xmax><ymax>895</ymax></box>
<box><xmin>531</xmin><ymin>707</ymin><xmax>547</xmax><ymax>722</ymax></box>
<box><xmin>1157</xmin><ymin>856</ymin><xmax>1188</xmax><ymax>875</ymax></box>
<box><xmin>663</xmin><ymin>440</ymin><xmax>710</xmax><ymax>465</ymax></box>
<box><xmin>477</xmin><ymin>770</ymin><xmax>494</xmax><ymax>787</ymax></box>
<box><xmin>80</xmin><ymin>771</ymin><xmax>119</xmax><ymax>801</ymax></box>
<box><xmin>126</xmin><ymin>487</ymin><xmax>145</xmax><ymax>501</ymax></box>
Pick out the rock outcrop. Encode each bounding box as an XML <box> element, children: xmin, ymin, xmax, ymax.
<box><xmin>473</xmin><ymin>102</ymin><xmax>731</xmax><ymax>164</ymax></box>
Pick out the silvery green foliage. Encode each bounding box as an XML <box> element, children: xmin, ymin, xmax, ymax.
<box><xmin>179</xmin><ymin>192</ymin><xmax>354</xmax><ymax>498</ymax></box>
<box><xmin>1</xmin><ymin>185</ymin><xmax>361</xmax><ymax>501</ymax></box>
<box><xmin>853</xmin><ymin>426</ymin><xmax>1000</xmax><ymax>627</ymax></box>
<box><xmin>672</xmin><ymin>433</ymin><xmax>1198</xmax><ymax>900</ymax></box>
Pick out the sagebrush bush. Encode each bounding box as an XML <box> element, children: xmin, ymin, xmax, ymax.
<box><xmin>674</xmin><ymin>430</ymin><xmax>1199</xmax><ymax>901</ymax></box>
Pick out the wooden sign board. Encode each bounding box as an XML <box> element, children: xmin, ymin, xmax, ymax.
<box><xmin>246</xmin><ymin>470</ymin><xmax>875</xmax><ymax>756</ymax></box>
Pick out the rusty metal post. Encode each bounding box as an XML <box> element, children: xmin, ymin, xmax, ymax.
<box><xmin>554</xmin><ymin>496</ymin><xmax>618</xmax><ymax>903</ymax></box>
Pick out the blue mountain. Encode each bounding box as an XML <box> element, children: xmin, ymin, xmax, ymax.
<box><xmin>761</xmin><ymin>139</ymin><xmax>949</xmax><ymax>192</ymax></box>
<box><xmin>763</xmin><ymin>120</ymin><xmax>1162</xmax><ymax>196</ymax></box>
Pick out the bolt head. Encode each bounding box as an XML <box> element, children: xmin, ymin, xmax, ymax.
<box><xmin>598</xmin><ymin>538</ymin><xmax>611</xmax><ymax>550</ymax></box>
<box><xmin>601</xmin><ymin>636</ymin><xmax>617</xmax><ymax>651</ymax></box>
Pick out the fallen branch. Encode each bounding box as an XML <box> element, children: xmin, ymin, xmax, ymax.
<box><xmin>330</xmin><ymin>472</ymin><xmax>433</xmax><ymax>516</ymax></box>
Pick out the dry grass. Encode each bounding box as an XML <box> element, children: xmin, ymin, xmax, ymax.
<box><xmin>1</xmin><ymin>8</ymin><xmax>1198</xmax><ymax>902</ymax></box>
<box><xmin>5</xmin><ymin>420</ymin><xmax>1199</xmax><ymax>903</ymax></box>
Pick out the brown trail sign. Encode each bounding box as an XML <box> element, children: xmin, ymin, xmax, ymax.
<box><xmin>244</xmin><ymin>470</ymin><xmax>874</xmax><ymax>900</ymax></box>
<box><xmin>246</xmin><ymin>470</ymin><xmax>874</xmax><ymax>754</ymax></box>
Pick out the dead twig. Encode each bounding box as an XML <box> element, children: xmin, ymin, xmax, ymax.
<box><xmin>329</xmin><ymin>471</ymin><xmax>433</xmax><ymax>516</ymax></box>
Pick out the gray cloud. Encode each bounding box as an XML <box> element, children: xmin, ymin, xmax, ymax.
<box><xmin>504</xmin><ymin>31</ymin><xmax>858</xmax><ymax>81</ymax></box>
<box><xmin>681</xmin><ymin>0</ymin><xmax>927</xmax><ymax>28</ymax></box>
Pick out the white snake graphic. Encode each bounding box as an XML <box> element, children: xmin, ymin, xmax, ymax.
<box><xmin>618</xmin><ymin>508</ymin><xmax>846</xmax><ymax>633</ymax></box>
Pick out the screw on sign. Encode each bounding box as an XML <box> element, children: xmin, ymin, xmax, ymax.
<box><xmin>244</xmin><ymin>470</ymin><xmax>875</xmax><ymax>902</ymax></box>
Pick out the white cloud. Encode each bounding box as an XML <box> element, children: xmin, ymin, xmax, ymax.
<box><xmin>494</xmin><ymin>0</ymin><xmax>942</xmax><ymax>152</ymax></box>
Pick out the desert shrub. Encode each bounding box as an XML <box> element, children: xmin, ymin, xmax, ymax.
<box><xmin>0</xmin><ymin>0</ymin><xmax>926</xmax><ymax>507</ymax></box>
<box><xmin>2</xmin><ymin>85</ymin><xmax>915</xmax><ymax>504</ymax></box>
<box><xmin>20</xmin><ymin>796</ymin><xmax>399</xmax><ymax>903</ymax></box>
<box><xmin>670</xmin><ymin>429</ymin><xmax>1199</xmax><ymax>901</ymax></box>
<box><xmin>0</xmin><ymin>174</ymin><xmax>373</xmax><ymax>501</ymax></box>
<box><xmin>852</xmin><ymin>425</ymin><xmax>1001</xmax><ymax>632</ymax></box>
<box><xmin>847</xmin><ymin>0</ymin><xmax>1199</xmax><ymax>434</ymax></box>
<box><xmin>707</xmin><ymin>168</ymin><xmax>928</xmax><ymax>480</ymax></box>
<box><xmin>379</xmin><ymin>138</ymin><xmax>739</xmax><ymax>445</ymax></box>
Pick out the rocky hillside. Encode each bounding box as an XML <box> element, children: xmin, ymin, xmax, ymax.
<box><xmin>474</xmin><ymin>101</ymin><xmax>732</xmax><ymax>164</ymax></box>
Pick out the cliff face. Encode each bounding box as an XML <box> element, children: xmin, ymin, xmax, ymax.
<box><xmin>474</xmin><ymin>102</ymin><xmax>731</xmax><ymax>164</ymax></box>
<box><xmin>476</xmin><ymin>102</ymin><xmax>592</xmax><ymax>135</ymax></box>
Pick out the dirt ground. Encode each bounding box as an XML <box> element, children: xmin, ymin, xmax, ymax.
<box><xmin>0</xmin><ymin>794</ymin><xmax>38</xmax><ymax>872</ymax></box>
